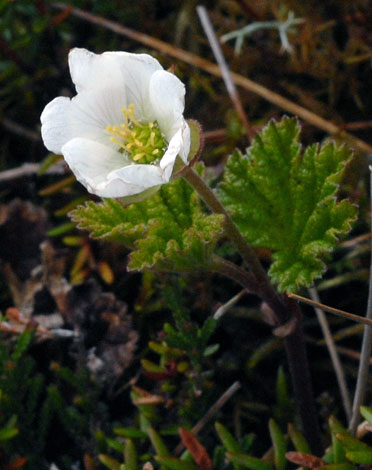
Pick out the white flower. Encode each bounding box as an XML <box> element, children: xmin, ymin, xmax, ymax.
<box><xmin>40</xmin><ymin>48</ymin><xmax>190</xmax><ymax>198</ymax></box>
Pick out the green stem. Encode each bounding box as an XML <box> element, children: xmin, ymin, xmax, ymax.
<box><xmin>209</xmin><ymin>255</ymin><xmax>257</xmax><ymax>293</ymax></box>
<box><xmin>182</xmin><ymin>167</ymin><xmax>287</xmax><ymax>323</ymax></box>
<box><xmin>182</xmin><ymin>166</ymin><xmax>323</xmax><ymax>455</ymax></box>
<box><xmin>284</xmin><ymin>298</ymin><xmax>324</xmax><ymax>456</ymax></box>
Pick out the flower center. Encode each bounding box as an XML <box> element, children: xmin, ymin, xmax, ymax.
<box><xmin>106</xmin><ymin>104</ymin><xmax>167</xmax><ymax>164</ymax></box>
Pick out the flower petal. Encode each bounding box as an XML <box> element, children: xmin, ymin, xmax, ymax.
<box><xmin>69</xmin><ymin>48</ymin><xmax>163</xmax><ymax>121</ymax></box>
<box><xmin>41</xmin><ymin>86</ymin><xmax>127</xmax><ymax>154</ymax></box>
<box><xmin>69</xmin><ymin>48</ymin><xmax>124</xmax><ymax>93</ymax></box>
<box><xmin>62</xmin><ymin>138</ymin><xmax>134</xmax><ymax>197</ymax></box>
<box><xmin>179</xmin><ymin>120</ymin><xmax>191</xmax><ymax>163</ymax></box>
<box><xmin>41</xmin><ymin>97</ymin><xmax>72</xmax><ymax>154</ymax></box>
<box><xmin>62</xmin><ymin>138</ymin><xmax>167</xmax><ymax>198</ymax></box>
<box><xmin>159</xmin><ymin>128</ymin><xmax>184</xmax><ymax>179</ymax></box>
<box><xmin>105</xmin><ymin>51</ymin><xmax>163</xmax><ymax>121</ymax></box>
<box><xmin>107</xmin><ymin>162</ymin><xmax>168</xmax><ymax>188</ymax></box>
<box><xmin>149</xmin><ymin>70</ymin><xmax>186</xmax><ymax>141</ymax></box>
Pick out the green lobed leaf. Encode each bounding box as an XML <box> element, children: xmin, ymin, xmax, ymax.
<box><xmin>218</xmin><ymin>117</ymin><xmax>357</xmax><ymax>292</ymax></box>
<box><xmin>70</xmin><ymin>171</ymin><xmax>224</xmax><ymax>273</ymax></box>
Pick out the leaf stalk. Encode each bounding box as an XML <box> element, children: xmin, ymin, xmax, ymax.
<box><xmin>182</xmin><ymin>166</ymin><xmax>324</xmax><ymax>455</ymax></box>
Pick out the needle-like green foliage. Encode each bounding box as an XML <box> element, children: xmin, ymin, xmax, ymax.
<box><xmin>218</xmin><ymin>117</ymin><xmax>357</xmax><ymax>292</ymax></box>
<box><xmin>70</xmin><ymin>170</ymin><xmax>224</xmax><ymax>272</ymax></box>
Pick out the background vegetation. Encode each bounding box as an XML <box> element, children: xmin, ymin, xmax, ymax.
<box><xmin>1</xmin><ymin>1</ymin><xmax>372</xmax><ymax>469</ymax></box>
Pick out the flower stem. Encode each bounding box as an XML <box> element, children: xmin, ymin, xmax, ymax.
<box><xmin>283</xmin><ymin>298</ymin><xmax>324</xmax><ymax>456</ymax></box>
<box><xmin>182</xmin><ymin>166</ymin><xmax>323</xmax><ymax>455</ymax></box>
<box><xmin>182</xmin><ymin>167</ymin><xmax>287</xmax><ymax>322</ymax></box>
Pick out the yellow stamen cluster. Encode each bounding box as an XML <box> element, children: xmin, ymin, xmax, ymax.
<box><xmin>106</xmin><ymin>103</ymin><xmax>167</xmax><ymax>164</ymax></box>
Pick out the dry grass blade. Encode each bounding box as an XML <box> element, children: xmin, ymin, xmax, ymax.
<box><xmin>288</xmin><ymin>293</ymin><xmax>372</xmax><ymax>327</ymax></box>
<box><xmin>196</xmin><ymin>5</ymin><xmax>254</xmax><ymax>141</ymax></box>
<box><xmin>174</xmin><ymin>381</ymin><xmax>241</xmax><ymax>455</ymax></box>
<box><xmin>349</xmin><ymin>167</ymin><xmax>372</xmax><ymax>433</ymax></box>
<box><xmin>308</xmin><ymin>287</ymin><xmax>351</xmax><ymax>421</ymax></box>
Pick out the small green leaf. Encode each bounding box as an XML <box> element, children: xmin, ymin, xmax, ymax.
<box><xmin>203</xmin><ymin>344</ymin><xmax>219</xmax><ymax>356</ymax></box>
<box><xmin>219</xmin><ymin>117</ymin><xmax>357</xmax><ymax>292</ymax></box>
<box><xmin>106</xmin><ymin>437</ymin><xmax>125</xmax><ymax>453</ymax></box>
<box><xmin>156</xmin><ymin>456</ymin><xmax>198</xmax><ymax>470</ymax></box>
<box><xmin>328</xmin><ymin>417</ymin><xmax>347</xmax><ymax>464</ymax></box>
<box><xmin>276</xmin><ymin>367</ymin><xmax>289</xmax><ymax>410</ymax></box>
<box><xmin>227</xmin><ymin>452</ymin><xmax>273</xmax><ymax>470</ymax></box>
<box><xmin>360</xmin><ymin>406</ymin><xmax>372</xmax><ymax>424</ymax></box>
<box><xmin>213</xmin><ymin>446</ymin><xmax>227</xmax><ymax>470</ymax></box>
<box><xmin>70</xmin><ymin>169</ymin><xmax>224</xmax><ymax>273</ymax></box>
<box><xmin>215</xmin><ymin>422</ymin><xmax>243</xmax><ymax>470</ymax></box>
<box><xmin>38</xmin><ymin>153</ymin><xmax>62</xmax><ymax>175</ymax></box>
<box><xmin>215</xmin><ymin>422</ymin><xmax>242</xmax><ymax>454</ymax></box>
<box><xmin>11</xmin><ymin>329</ymin><xmax>33</xmax><ymax>362</ymax></box>
<box><xmin>287</xmin><ymin>424</ymin><xmax>310</xmax><ymax>454</ymax></box>
<box><xmin>346</xmin><ymin>450</ymin><xmax>372</xmax><ymax>464</ymax></box>
<box><xmin>329</xmin><ymin>416</ymin><xmax>348</xmax><ymax>434</ymax></box>
<box><xmin>47</xmin><ymin>222</ymin><xmax>76</xmax><ymax>237</ymax></box>
<box><xmin>98</xmin><ymin>454</ymin><xmax>122</xmax><ymax>470</ymax></box>
<box><xmin>187</xmin><ymin>120</ymin><xmax>202</xmax><ymax>163</ymax></box>
<box><xmin>269</xmin><ymin>419</ymin><xmax>286</xmax><ymax>470</ymax></box>
<box><xmin>114</xmin><ymin>427</ymin><xmax>147</xmax><ymax>439</ymax></box>
<box><xmin>318</xmin><ymin>465</ymin><xmax>355</xmax><ymax>470</ymax></box>
<box><xmin>336</xmin><ymin>432</ymin><xmax>371</xmax><ymax>451</ymax></box>
<box><xmin>147</xmin><ymin>426</ymin><xmax>170</xmax><ymax>456</ymax></box>
<box><xmin>0</xmin><ymin>426</ymin><xmax>19</xmax><ymax>441</ymax></box>
<box><xmin>124</xmin><ymin>438</ymin><xmax>138</xmax><ymax>470</ymax></box>
<box><xmin>247</xmin><ymin>338</ymin><xmax>282</xmax><ymax>368</ymax></box>
<box><xmin>141</xmin><ymin>359</ymin><xmax>164</xmax><ymax>373</ymax></box>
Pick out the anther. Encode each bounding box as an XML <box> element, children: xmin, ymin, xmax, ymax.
<box><xmin>150</xmin><ymin>132</ymin><xmax>155</xmax><ymax>146</ymax></box>
<box><xmin>133</xmin><ymin>153</ymin><xmax>145</xmax><ymax>161</ymax></box>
